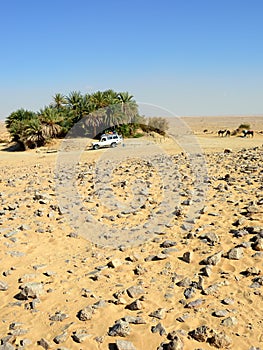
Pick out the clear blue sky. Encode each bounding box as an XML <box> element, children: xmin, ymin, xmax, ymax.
<box><xmin>0</xmin><ymin>0</ymin><xmax>262</xmax><ymax>119</ymax></box>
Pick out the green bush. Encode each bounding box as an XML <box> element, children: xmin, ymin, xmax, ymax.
<box><xmin>133</xmin><ymin>132</ymin><xmax>144</xmax><ymax>138</ymax></box>
<box><xmin>148</xmin><ymin>117</ymin><xmax>169</xmax><ymax>134</ymax></box>
<box><xmin>238</xmin><ymin>123</ymin><xmax>250</xmax><ymax>130</ymax></box>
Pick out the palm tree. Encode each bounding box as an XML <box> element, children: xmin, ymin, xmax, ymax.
<box><xmin>5</xmin><ymin>109</ymin><xmax>36</xmax><ymax>129</ymax></box>
<box><xmin>52</xmin><ymin>93</ymin><xmax>67</xmax><ymax>110</ymax></box>
<box><xmin>8</xmin><ymin>120</ymin><xmax>26</xmax><ymax>142</ymax></box>
<box><xmin>21</xmin><ymin>119</ymin><xmax>46</xmax><ymax>148</ymax></box>
<box><xmin>66</xmin><ymin>91</ymin><xmax>87</xmax><ymax>123</ymax></box>
<box><xmin>6</xmin><ymin>109</ymin><xmax>37</xmax><ymax>141</ymax></box>
<box><xmin>38</xmin><ymin>106</ymin><xmax>62</xmax><ymax>138</ymax></box>
<box><xmin>118</xmin><ymin>92</ymin><xmax>138</xmax><ymax>123</ymax></box>
<box><xmin>66</xmin><ymin>91</ymin><xmax>83</xmax><ymax>110</ymax></box>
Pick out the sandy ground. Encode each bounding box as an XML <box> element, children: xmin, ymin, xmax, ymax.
<box><xmin>0</xmin><ymin>116</ymin><xmax>263</xmax><ymax>350</ymax></box>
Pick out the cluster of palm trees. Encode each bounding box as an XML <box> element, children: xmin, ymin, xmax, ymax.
<box><xmin>5</xmin><ymin>89</ymin><xmax>141</xmax><ymax>148</ymax></box>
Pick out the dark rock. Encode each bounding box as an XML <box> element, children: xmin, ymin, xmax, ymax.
<box><xmin>72</xmin><ymin>329</ymin><xmax>90</xmax><ymax>343</ymax></box>
<box><xmin>161</xmin><ymin>240</ymin><xmax>177</xmax><ymax>248</ymax></box>
<box><xmin>201</xmin><ymin>251</ymin><xmax>222</xmax><ymax>266</ymax></box>
<box><xmin>227</xmin><ymin>247</ymin><xmax>243</xmax><ymax>260</ymax></box>
<box><xmin>176</xmin><ymin>277</ymin><xmax>191</xmax><ymax>287</ymax></box>
<box><xmin>185</xmin><ymin>299</ymin><xmax>205</xmax><ymax>309</ymax></box>
<box><xmin>125</xmin><ymin>299</ymin><xmax>143</xmax><ymax>311</ymax></box>
<box><xmin>221</xmin><ymin>298</ymin><xmax>235</xmax><ymax>305</ymax></box>
<box><xmin>182</xmin><ymin>251</ymin><xmax>193</xmax><ymax>263</ymax></box>
<box><xmin>151</xmin><ymin>322</ymin><xmax>167</xmax><ymax>335</ymax></box>
<box><xmin>19</xmin><ymin>282</ymin><xmax>44</xmax><ymax>299</ymax></box>
<box><xmin>49</xmin><ymin>311</ymin><xmax>69</xmax><ymax>322</ymax></box>
<box><xmin>149</xmin><ymin>308</ymin><xmax>166</xmax><ymax>319</ymax></box>
<box><xmin>122</xmin><ymin>316</ymin><xmax>146</xmax><ymax>324</ymax></box>
<box><xmin>108</xmin><ymin>320</ymin><xmax>131</xmax><ymax>337</ymax></box>
<box><xmin>53</xmin><ymin>332</ymin><xmax>68</xmax><ymax>344</ymax></box>
<box><xmin>208</xmin><ymin>331</ymin><xmax>232</xmax><ymax>348</ymax></box>
<box><xmin>184</xmin><ymin>287</ymin><xmax>196</xmax><ymax>299</ymax></box>
<box><xmin>212</xmin><ymin>310</ymin><xmax>228</xmax><ymax>317</ymax></box>
<box><xmin>189</xmin><ymin>325</ymin><xmax>215</xmax><ymax>342</ymax></box>
<box><xmin>77</xmin><ymin>306</ymin><xmax>94</xmax><ymax>321</ymax></box>
<box><xmin>199</xmin><ymin>232</ymin><xmax>219</xmax><ymax>245</ymax></box>
<box><xmin>37</xmin><ymin>338</ymin><xmax>52</xmax><ymax>349</ymax></box>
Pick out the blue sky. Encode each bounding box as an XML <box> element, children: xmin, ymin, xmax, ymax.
<box><xmin>0</xmin><ymin>0</ymin><xmax>262</xmax><ymax>119</ymax></box>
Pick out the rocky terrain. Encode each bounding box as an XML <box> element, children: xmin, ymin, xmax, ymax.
<box><xmin>0</xmin><ymin>118</ymin><xmax>263</xmax><ymax>350</ymax></box>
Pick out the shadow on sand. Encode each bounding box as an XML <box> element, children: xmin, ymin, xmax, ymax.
<box><xmin>1</xmin><ymin>142</ymin><xmax>25</xmax><ymax>152</ymax></box>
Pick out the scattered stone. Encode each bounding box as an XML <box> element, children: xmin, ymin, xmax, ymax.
<box><xmin>151</xmin><ymin>322</ymin><xmax>167</xmax><ymax>335</ymax></box>
<box><xmin>167</xmin><ymin>332</ymin><xmax>184</xmax><ymax>350</ymax></box>
<box><xmin>184</xmin><ymin>287</ymin><xmax>196</xmax><ymax>299</ymax></box>
<box><xmin>92</xmin><ymin>299</ymin><xmax>106</xmax><ymax>309</ymax></box>
<box><xmin>18</xmin><ymin>282</ymin><xmax>44</xmax><ymax>299</ymax></box>
<box><xmin>122</xmin><ymin>316</ymin><xmax>146</xmax><ymax>324</ymax></box>
<box><xmin>72</xmin><ymin>329</ymin><xmax>91</xmax><ymax>343</ymax></box>
<box><xmin>202</xmin><ymin>283</ymin><xmax>222</xmax><ymax>296</ymax></box>
<box><xmin>252</xmin><ymin>237</ymin><xmax>263</xmax><ymax>251</ymax></box>
<box><xmin>116</xmin><ymin>340</ymin><xmax>137</xmax><ymax>350</ymax></box>
<box><xmin>0</xmin><ymin>280</ymin><xmax>8</xmax><ymax>291</ymax></box>
<box><xmin>176</xmin><ymin>277</ymin><xmax>191</xmax><ymax>287</ymax></box>
<box><xmin>154</xmin><ymin>253</ymin><xmax>169</xmax><ymax>260</ymax></box>
<box><xmin>126</xmin><ymin>285</ymin><xmax>145</xmax><ymax>298</ymax></box>
<box><xmin>108</xmin><ymin>320</ymin><xmax>131</xmax><ymax>337</ymax></box>
<box><xmin>37</xmin><ymin>338</ymin><xmax>52</xmax><ymax>349</ymax></box>
<box><xmin>221</xmin><ymin>316</ymin><xmax>238</xmax><ymax>327</ymax></box>
<box><xmin>161</xmin><ymin>240</ymin><xmax>177</xmax><ymax>248</ymax></box>
<box><xmin>18</xmin><ymin>274</ymin><xmax>37</xmax><ymax>283</ymax></box>
<box><xmin>125</xmin><ymin>299</ymin><xmax>143</xmax><ymax>310</ymax></box>
<box><xmin>221</xmin><ymin>298</ymin><xmax>235</xmax><ymax>305</ymax></box>
<box><xmin>200</xmin><ymin>265</ymin><xmax>212</xmax><ymax>276</ymax></box>
<box><xmin>208</xmin><ymin>331</ymin><xmax>232</xmax><ymax>348</ymax></box>
<box><xmin>189</xmin><ymin>325</ymin><xmax>215</xmax><ymax>342</ymax></box>
<box><xmin>134</xmin><ymin>264</ymin><xmax>147</xmax><ymax>275</ymax></box>
<box><xmin>77</xmin><ymin>306</ymin><xmax>94</xmax><ymax>321</ymax></box>
<box><xmin>212</xmin><ymin>310</ymin><xmax>228</xmax><ymax>317</ymax></box>
<box><xmin>0</xmin><ymin>344</ymin><xmax>15</xmax><ymax>350</ymax></box>
<box><xmin>20</xmin><ymin>339</ymin><xmax>32</xmax><ymax>347</ymax></box>
<box><xmin>202</xmin><ymin>251</ymin><xmax>222</xmax><ymax>266</ymax></box>
<box><xmin>53</xmin><ymin>332</ymin><xmax>68</xmax><ymax>344</ymax></box>
<box><xmin>242</xmin><ymin>267</ymin><xmax>261</xmax><ymax>276</ymax></box>
<box><xmin>227</xmin><ymin>247</ymin><xmax>244</xmax><ymax>260</ymax></box>
<box><xmin>200</xmin><ymin>232</ymin><xmax>219</xmax><ymax>245</ymax></box>
<box><xmin>182</xmin><ymin>251</ymin><xmax>193</xmax><ymax>263</ymax></box>
<box><xmin>108</xmin><ymin>258</ymin><xmax>122</xmax><ymax>268</ymax></box>
<box><xmin>149</xmin><ymin>308</ymin><xmax>166</xmax><ymax>319</ymax></box>
<box><xmin>176</xmin><ymin>313</ymin><xmax>190</xmax><ymax>322</ymax></box>
<box><xmin>185</xmin><ymin>299</ymin><xmax>205</xmax><ymax>309</ymax></box>
<box><xmin>49</xmin><ymin>311</ymin><xmax>69</xmax><ymax>322</ymax></box>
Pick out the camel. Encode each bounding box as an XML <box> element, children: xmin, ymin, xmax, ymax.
<box><xmin>218</xmin><ymin>130</ymin><xmax>231</xmax><ymax>137</ymax></box>
<box><xmin>243</xmin><ymin>130</ymin><xmax>254</xmax><ymax>137</ymax></box>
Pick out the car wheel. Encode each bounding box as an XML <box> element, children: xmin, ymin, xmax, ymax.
<box><xmin>110</xmin><ymin>142</ymin><xmax>117</xmax><ymax>148</ymax></box>
<box><xmin>93</xmin><ymin>144</ymin><xmax>99</xmax><ymax>150</ymax></box>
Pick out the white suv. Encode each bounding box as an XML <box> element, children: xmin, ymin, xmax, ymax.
<box><xmin>92</xmin><ymin>133</ymin><xmax>123</xmax><ymax>150</ymax></box>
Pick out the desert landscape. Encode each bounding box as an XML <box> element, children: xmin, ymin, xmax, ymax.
<box><xmin>0</xmin><ymin>116</ymin><xmax>263</xmax><ymax>350</ymax></box>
